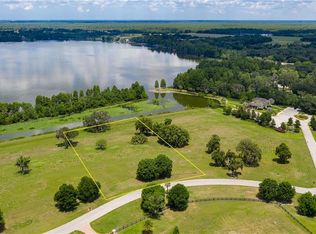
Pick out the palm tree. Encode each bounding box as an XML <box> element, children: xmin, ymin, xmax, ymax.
<box><xmin>15</xmin><ymin>156</ymin><xmax>31</xmax><ymax>174</ymax></box>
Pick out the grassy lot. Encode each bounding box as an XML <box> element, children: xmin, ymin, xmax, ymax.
<box><xmin>91</xmin><ymin>186</ymin><xmax>316</xmax><ymax>234</ymax></box>
<box><xmin>271</xmin><ymin>36</ymin><xmax>301</xmax><ymax>45</ymax></box>
<box><xmin>1</xmin><ymin>107</ymin><xmax>315</xmax><ymax>233</ymax></box>
<box><xmin>0</xmin><ymin>99</ymin><xmax>176</xmax><ymax>135</ymax></box>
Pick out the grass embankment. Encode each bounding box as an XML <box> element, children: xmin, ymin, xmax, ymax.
<box><xmin>0</xmin><ymin>99</ymin><xmax>176</xmax><ymax>135</ymax></box>
<box><xmin>91</xmin><ymin>186</ymin><xmax>316</xmax><ymax>234</ymax></box>
<box><xmin>1</xmin><ymin>108</ymin><xmax>315</xmax><ymax>233</ymax></box>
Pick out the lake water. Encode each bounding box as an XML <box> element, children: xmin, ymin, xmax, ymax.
<box><xmin>0</xmin><ymin>41</ymin><xmax>197</xmax><ymax>103</ymax></box>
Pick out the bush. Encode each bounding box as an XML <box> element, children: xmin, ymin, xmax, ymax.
<box><xmin>297</xmin><ymin>192</ymin><xmax>316</xmax><ymax>217</ymax></box>
<box><xmin>143</xmin><ymin>220</ymin><xmax>153</xmax><ymax>234</ymax></box>
<box><xmin>236</xmin><ymin>139</ymin><xmax>262</xmax><ymax>167</ymax></box>
<box><xmin>137</xmin><ymin>155</ymin><xmax>173</xmax><ymax>182</ymax></box>
<box><xmin>275</xmin><ymin>143</ymin><xmax>292</xmax><ymax>163</ymax></box>
<box><xmin>167</xmin><ymin>184</ymin><xmax>190</xmax><ymax>211</ymax></box>
<box><xmin>206</xmin><ymin>135</ymin><xmax>220</xmax><ymax>154</ymax></box>
<box><xmin>83</xmin><ymin>111</ymin><xmax>111</xmax><ymax>133</ymax></box>
<box><xmin>135</xmin><ymin>117</ymin><xmax>153</xmax><ymax>136</ymax></box>
<box><xmin>223</xmin><ymin>106</ymin><xmax>232</xmax><ymax>115</ymax></box>
<box><xmin>158</xmin><ymin>124</ymin><xmax>190</xmax><ymax>148</ymax></box>
<box><xmin>141</xmin><ymin>186</ymin><xmax>165</xmax><ymax>217</ymax></box>
<box><xmin>164</xmin><ymin>118</ymin><xmax>172</xmax><ymax>125</ymax></box>
<box><xmin>77</xmin><ymin>176</ymin><xmax>101</xmax><ymax>203</ymax></box>
<box><xmin>96</xmin><ymin>139</ymin><xmax>107</xmax><ymax>150</ymax></box>
<box><xmin>276</xmin><ymin>182</ymin><xmax>295</xmax><ymax>203</ymax></box>
<box><xmin>258</xmin><ymin>178</ymin><xmax>279</xmax><ymax>202</ymax></box>
<box><xmin>54</xmin><ymin>184</ymin><xmax>79</xmax><ymax>212</ymax></box>
<box><xmin>131</xmin><ymin>134</ymin><xmax>147</xmax><ymax>145</ymax></box>
<box><xmin>0</xmin><ymin>210</ymin><xmax>4</xmax><ymax>233</ymax></box>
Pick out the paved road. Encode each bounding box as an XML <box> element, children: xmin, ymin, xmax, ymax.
<box><xmin>273</xmin><ymin>107</ymin><xmax>316</xmax><ymax>168</ymax></box>
<box><xmin>45</xmin><ymin>179</ymin><xmax>316</xmax><ymax>234</ymax></box>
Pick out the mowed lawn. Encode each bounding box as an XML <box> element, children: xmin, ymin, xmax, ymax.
<box><xmin>92</xmin><ymin>186</ymin><xmax>315</xmax><ymax>234</ymax></box>
<box><xmin>0</xmin><ymin>108</ymin><xmax>316</xmax><ymax>233</ymax></box>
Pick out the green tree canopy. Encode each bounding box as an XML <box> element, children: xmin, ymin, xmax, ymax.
<box><xmin>154</xmin><ymin>80</ymin><xmax>159</xmax><ymax>89</ymax></box>
<box><xmin>131</xmin><ymin>134</ymin><xmax>147</xmax><ymax>145</ymax></box>
<box><xmin>141</xmin><ymin>186</ymin><xmax>165</xmax><ymax>217</ymax></box>
<box><xmin>137</xmin><ymin>159</ymin><xmax>159</xmax><ymax>182</ymax></box>
<box><xmin>77</xmin><ymin>176</ymin><xmax>101</xmax><ymax>203</ymax></box>
<box><xmin>135</xmin><ymin>117</ymin><xmax>153</xmax><ymax>136</ymax></box>
<box><xmin>225</xmin><ymin>150</ymin><xmax>243</xmax><ymax>177</ymax></box>
<box><xmin>54</xmin><ymin>184</ymin><xmax>78</xmax><ymax>212</ymax></box>
<box><xmin>160</xmin><ymin>79</ymin><xmax>167</xmax><ymax>88</ymax></box>
<box><xmin>276</xmin><ymin>181</ymin><xmax>295</xmax><ymax>203</ymax></box>
<box><xmin>297</xmin><ymin>192</ymin><xmax>316</xmax><ymax>217</ymax></box>
<box><xmin>158</xmin><ymin>124</ymin><xmax>190</xmax><ymax>148</ymax></box>
<box><xmin>15</xmin><ymin>156</ymin><xmax>31</xmax><ymax>175</ymax></box>
<box><xmin>95</xmin><ymin>139</ymin><xmax>107</xmax><ymax>150</ymax></box>
<box><xmin>206</xmin><ymin>134</ymin><xmax>221</xmax><ymax>154</ymax></box>
<box><xmin>311</xmin><ymin>116</ymin><xmax>316</xmax><ymax>131</ymax></box>
<box><xmin>167</xmin><ymin>184</ymin><xmax>190</xmax><ymax>211</ymax></box>
<box><xmin>0</xmin><ymin>210</ymin><xmax>5</xmax><ymax>233</ymax></box>
<box><xmin>236</xmin><ymin>139</ymin><xmax>262</xmax><ymax>167</ymax></box>
<box><xmin>56</xmin><ymin>127</ymin><xmax>79</xmax><ymax>148</ymax></box>
<box><xmin>83</xmin><ymin>111</ymin><xmax>111</xmax><ymax>133</ymax></box>
<box><xmin>258</xmin><ymin>178</ymin><xmax>279</xmax><ymax>202</ymax></box>
<box><xmin>211</xmin><ymin>150</ymin><xmax>226</xmax><ymax>167</ymax></box>
<box><xmin>275</xmin><ymin>143</ymin><xmax>292</xmax><ymax>164</ymax></box>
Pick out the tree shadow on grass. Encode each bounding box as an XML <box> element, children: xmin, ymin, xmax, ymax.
<box><xmin>272</xmin><ymin>158</ymin><xmax>290</xmax><ymax>164</ymax></box>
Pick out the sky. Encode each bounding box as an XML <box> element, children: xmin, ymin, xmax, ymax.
<box><xmin>0</xmin><ymin>0</ymin><xmax>316</xmax><ymax>20</ymax></box>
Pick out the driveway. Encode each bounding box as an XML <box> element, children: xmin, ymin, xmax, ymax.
<box><xmin>273</xmin><ymin>107</ymin><xmax>316</xmax><ymax>168</ymax></box>
<box><xmin>45</xmin><ymin>179</ymin><xmax>316</xmax><ymax>234</ymax></box>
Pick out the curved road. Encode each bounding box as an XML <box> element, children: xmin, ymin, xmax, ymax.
<box><xmin>45</xmin><ymin>179</ymin><xmax>316</xmax><ymax>234</ymax></box>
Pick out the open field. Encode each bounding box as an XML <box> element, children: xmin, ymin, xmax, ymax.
<box><xmin>0</xmin><ymin>99</ymin><xmax>176</xmax><ymax>135</ymax></box>
<box><xmin>271</xmin><ymin>36</ymin><xmax>301</xmax><ymax>45</ymax></box>
<box><xmin>91</xmin><ymin>186</ymin><xmax>316</xmax><ymax>234</ymax></box>
<box><xmin>1</xmin><ymin>108</ymin><xmax>315</xmax><ymax>233</ymax></box>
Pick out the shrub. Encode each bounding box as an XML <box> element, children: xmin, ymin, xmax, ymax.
<box><xmin>96</xmin><ymin>139</ymin><xmax>107</xmax><ymax>150</ymax></box>
<box><xmin>297</xmin><ymin>192</ymin><xmax>316</xmax><ymax>217</ymax></box>
<box><xmin>77</xmin><ymin>176</ymin><xmax>101</xmax><ymax>203</ymax></box>
<box><xmin>137</xmin><ymin>155</ymin><xmax>173</xmax><ymax>182</ymax></box>
<box><xmin>223</xmin><ymin>106</ymin><xmax>232</xmax><ymax>115</ymax></box>
<box><xmin>276</xmin><ymin>182</ymin><xmax>295</xmax><ymax>203</ymax></box>
<box><xmin>143</xmin><ymin>220</ymin><xmax>153</xmax><ymax>234</ymax></box>
<box><xmin>54</xmin><ymin>184</ymin><xmax>78</xmax><ymax>212</ymax></box>
<box><xmin>167</xmin><ymin>184</ymin><xmax>190</xmax><ymax>211</ymax></box>
<box><xmin>164</xmin><ymin>118</ymin><xmax>172</xmax><ymax>125</ymax></box>
<box><xmin>135</xmin><ymin>117</ymin><xmax>153</xmax><ymax>136</ymax></box>
<box><xmin>141</xmin><ymin>186</ymin><xmax>165</xmax><ymax>217</ymax></box>
<box><xmin>258</xmin><ymin>178</ymin><xmax>279</xmax><ymax>202</ymax></box>
<box><xmin>0</xmin><ymin>210</ymin><xmax>4</xmax><ymax>233</ymax></box>
<box><xmin>83</xmin><ymin>111</ymin><xmax>111</xmax><ymax>133</ymax></box>
<box><xmin>275</xmin><ymin>143</ymin><xmax>292</xmax><ymax>163</ymax></box>
<box><xmin>131</xmin><ymin>134</ymin><xmax>147</xmax><ymax>145</ymax></box>
<box><xmin>236</xmin><ymin>139</ymin><xmax>262</xmax><ymax>167</ymax></box>
<box><xmin>15</xmin><ymin>156</ymin><xmax>31</xmax><ymax>175</ymax></box>
<box><xmin>172</xmin><ymin>226</ymin><xmax>180</xmax><ymax>234</ymax></box>
<box><xmin>280</xmin><ymin>122</ymin><xmax>287</xmax><ymax>131</ymax></box>
<box><xmin>206</xmin><ymin>135</ymin><xmax>220</xmax><ymax>154</ymax></box>
<box><xmin>158</xmin><ymin>124</ymin><xmax>190</xmax><ymax>148</ymax></box>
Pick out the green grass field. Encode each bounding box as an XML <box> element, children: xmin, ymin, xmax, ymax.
<box><xmin>271</xmin><ymin>36</ymin><xmax>301</xmax><ymax>45</ymax></box>
<box><xmin>0</xmin><ymin>99</ymin><xmax>176</xmax><ymax>135</ymax></box>
<box><xmin>91</xmin><ymin>186</ymin><xmax>316</xmax><ymax>234</ymax></box>
<box><xmin>1</xmin><ymin>108</ymin><xmax>315</xmax><ymax>233</ymax></box>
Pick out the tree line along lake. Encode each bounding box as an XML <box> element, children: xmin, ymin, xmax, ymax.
<box><xmin>0</xmin><ymin>41</ymin><xmax>197</xmax><ymax>103</ymax></box>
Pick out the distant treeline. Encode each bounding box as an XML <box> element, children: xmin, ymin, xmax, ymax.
<box><xmin>173</xmin><ymin>56</ymin><xmax>316</xmax><ymax>114</ymax></box>
<box><xmin>0</xmin><ymin>82</ymin><xmax>147</xmax><ymax>125</ymax></box>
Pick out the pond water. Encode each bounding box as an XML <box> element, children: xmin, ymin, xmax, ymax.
<box><xmin>0</xmin><ymin>41</ymin><xmax>197</xmax><ymax>103</ymax></box>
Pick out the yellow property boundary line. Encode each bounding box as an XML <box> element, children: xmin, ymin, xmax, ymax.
<box><xmin>63</xmin><ymin>116</ymin><xmax>206</xmax><ymax>201</ymax></box>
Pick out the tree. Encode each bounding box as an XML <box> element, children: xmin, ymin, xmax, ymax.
<box><xmin>83</xmin><ymin>111</ymin><xmax>111</xmax><ymax>133</ymax></box>
<box><xmin>280</xmin><ymin>122</ymin><xmax>287</xmax><ymax>131</ymax></box>
<box><xmin>211</xmin><ymin>150</ymin><xmax>226</xmax><ymax>167</ymax></box>
<box><xmin>143</xmin><ymin>220</ymin><xmax>153</xmax><ymax>234</ymax></box>
<box><xmin>310</xmin><ymin>116</ymin><xmax>316</xmax><ymax>131</ymax></box>
<box><xmin>206</xmin><ymin>135</ymin><xmax>221</xmax><ymax>154</ymax></box>
<box><xmin>258</xmin><ymin>112</ymin><xmax>272</xmax><ymax>127</ymax></box>
<box><xmin>160</xmin><ymin>79</ymin><xmax>167</xmax><ymax>88</ymax></box>
<box><xmin>297</xmin><ymin>192</ymin><xmax>316</xmax><ymax>217</ymax></box>
<box><xmin>164</xmin><ymin>118</ymin><xmax>172</xmax><ymax>125</ymax></box>
<box><xmin>275</xmin><ymin>143</ymin><xmax>292</xmax><ymax>164</ymax></box>
<box><xmin>258</xmin><ymin>178</ymin><xmax>279</xmax><ymax>202</ymax></box>
<box><xmin>155</xmin><ymin>154</ymin><xmax>173</xmax><ymax>179</ymax></box>
<box><xmin>223</xmin><ymin>106</ymin><xmax>232</xmax><ymax>115</ymax></box>
<box><xmin>56</xmin><ymin>127</ymin><xmax>79</xmax><ymax>148</ymax></box>
<box><xmin>135</xmin><ymin>117</ymin><xmax>153</xmax><ymax>136</ymax></box>
<box><xmin>54</xmin><ymin>184</ymin><xmax>78</xmax><ymax>212</ymax></box>
<box><xmin>96</xmin><ymin>139</ymin><xmax>107</xmax><ymax>150</ymax></box>
<box><xmin>137</xmin><ymin>159</ymin><xmax>159</xmax><ymax>182</ymax></box>
<box><xmin>158</xmin><ymin>125</ymin><xmax>190</xmax><ymax>148</ymax></box>
<box><xmin>77</xmin><ymin>176</ymin><xmax>101</xmax><ymax>203</ymax></box>
<box><xmin>225</xmin><ymin>150</ymin><xmax>243</xmax><ymax>177</ymax></box>
<box><xmin>276</xmin><ymin>182</ymin><xmax>295</xmax><ymax>203</ymax></box>
<box><xmin>0</xmin><ymin>210</ymin><xmax>4</xmax><ymax>233</ymax></box>
<box><xmin>131</xmin><ymin>134</ymin><xmax>147</xmax><ymax>145</ymax></box>
<box><xmin>236</xmin><ymin>139</ymin><xmax>262</xmax><ymax>167</ymax></box>
<box><xmin>287</xmin><ymin>117</ymin><xmax>293</xmax><ymax>126</ymax></box>
<box><xmin>154</xmin><ymin>80</ymin><xmax>159</xmax><ymax>89</ymax></box>
<box><xmin>141</xmin><ymin>186</ymin><xmax>165</xmax><ymax>217</ymax></box>
<box><xmin>294</xmin><ymin>120</ymin><xmax>301</xmax><ymax>133</ymax></box>
<box><xmin>15</xmin><ymin>156</ymin><xmax>31</xmax><ymax>174</ymax></box>
<box><xmin>167</xmin><ymin>184</ymin><xmax>189</xmax><ymax>211</ymax></box>
<box><xmin>172</xmin><ymin>226</ymin><xmax>180</xmax><ymax>234</ymax></box>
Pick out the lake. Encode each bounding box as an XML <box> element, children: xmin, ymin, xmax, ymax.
<box><xmin>0</xmin><ymin>41</ymin><xmax>197</xmax><ymax>103</ymax></box>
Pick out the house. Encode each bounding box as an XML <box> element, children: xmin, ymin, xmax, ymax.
<box><xmin>247</xmin><ymin>97</ymin><xmax>274</xmax><ymax>110</ymax></box>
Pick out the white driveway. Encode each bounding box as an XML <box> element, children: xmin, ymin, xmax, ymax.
<box><xmin>45</xmin><ymin>179</ymin><xmax>316</xmax><ymax>234</ymax></box>
<box><xmin>273</xmin><ymin>107</ymin><xmax>316</xmax><ymax>168</ymax></box>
